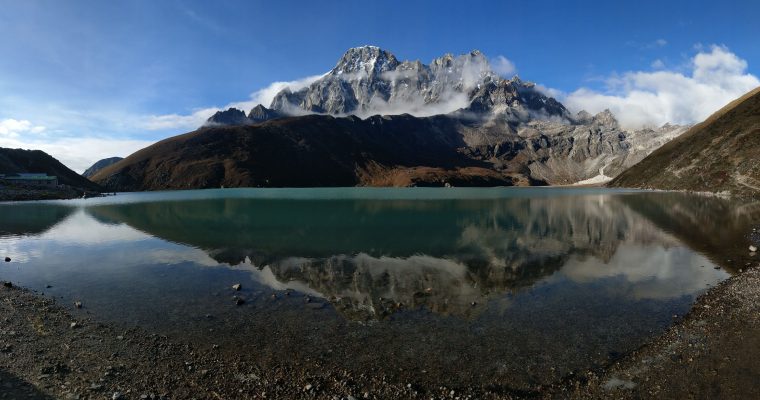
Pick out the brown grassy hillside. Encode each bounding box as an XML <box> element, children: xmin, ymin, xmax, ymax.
<box><xmin>609</xmin><ymin>87</ymin><xmax>760</xmax><ymax>197</ymax></box>
<box><xmin>91</xmin><ymin>114</ymin><xmax>524</xmax><ymax>191</ymax></box>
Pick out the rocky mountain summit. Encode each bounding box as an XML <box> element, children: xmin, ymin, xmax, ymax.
<box><xmin>206</xmin><ymin>105</ymin><xmax>283</xmax><ymax>126</ymax></box>
<box><xmin>269</xmin><ymin>46</ymin><xmax>571</xmax><ymax>120</ymax></box>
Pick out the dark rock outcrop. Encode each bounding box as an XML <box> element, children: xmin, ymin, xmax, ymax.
<box><xmin>205</xmin><ymin>108</ymin><xmax>251</xmax><ymax>126</ymax></box>
<box><xmin>247</xmin><ymin>105</ymin><xmax>282</xmax><ymax>123</ymax></box>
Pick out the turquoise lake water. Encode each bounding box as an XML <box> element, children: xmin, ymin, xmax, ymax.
<box><xmin>0</xmin><ymin>187</ymin><xmax>755</xmax><ymax>390</ymax></box>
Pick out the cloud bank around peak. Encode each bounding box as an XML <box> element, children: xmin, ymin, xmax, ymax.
<box><xmin>142</xmin><ymin>74</ymin><xmax>325</xmax><ymax>131</ymax></box>
<box><xmin>490</xmin><ymin>55</ymin><xmax>517</xmax><ymax>78</ymax></box>
<box><xmin>563</xmin><ymin>45</ymin><xmax>760</xmax><ymax>129</ymax></box>
<box><xmin>142</xmin><ymin>46</ymin><xmax>760</xmax><ymax>132</ymax></box>
<box><xmin>141</xmin><ymin>52</ymin><xmax>519</xmax><ymax>128</ymax></box>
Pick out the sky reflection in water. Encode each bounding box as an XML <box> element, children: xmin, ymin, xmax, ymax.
<box><xmin>0</xmin><ymin>188</ymin><xmax>751</xmax><ymax>389</ymax></box>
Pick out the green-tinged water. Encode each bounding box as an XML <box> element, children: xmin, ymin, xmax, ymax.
<box><xmin>0</xmin><ymin>187</ymin><xmax>756</xmax><ymax>390</ymax></box>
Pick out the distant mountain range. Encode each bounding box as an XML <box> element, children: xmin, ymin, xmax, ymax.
<box><xmin>93</xmin><ymin>46</ymin><xmax>691</xmax><ymax>191</ymax></box>
<box><xmin>610</xmin><ymin>86</ymin><xmax>760</xmax><ymax>196</ymax></box>
<box><xmin>86</xmin><ymin>46</ymin><xmax>686</xmax><ymax>190</ymax></box>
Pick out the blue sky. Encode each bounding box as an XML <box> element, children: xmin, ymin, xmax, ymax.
<box><xmin>0</xmin><ymin>0</ymin><xmax>759</xmax><ymax>171</ymax></box>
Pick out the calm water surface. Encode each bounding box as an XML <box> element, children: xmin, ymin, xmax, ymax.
<box><xmin>0</xmin><ymin>187</ymin><xmax>756</xmax><ymax>390</ymax></box>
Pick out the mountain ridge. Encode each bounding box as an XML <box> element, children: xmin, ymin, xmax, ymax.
<box><xmin>269</xmin><ymin>46</ymin><xmax>572</xmax><ymax>120</ymax></box>
<box><xmin>82</xmin><ymin>157</ymin><xmax>123</xmax><ymax>179</ymax></box>
<box><xmin>96</xmin><ymin>46</ymin><xmax>689</xmax><ymax>191</ymax></box>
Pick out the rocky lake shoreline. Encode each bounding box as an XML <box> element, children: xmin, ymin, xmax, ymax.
<box><xmin>0</xmin><ymin>185</ymin><xmax>101</xmax><ymax>202</ymax></box>
<box><xmin>2</xmin><ymin>258</ymin><xmax>760</xmax><ymax>399</ymax></box>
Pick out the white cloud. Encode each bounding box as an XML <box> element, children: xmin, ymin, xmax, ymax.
<box><xmin>491</xmin><ymin>55</ymin><xmax>517</xmax><ymax>77</ymax></box>
<box><xmin>141</xmin><ymin>107</ymin><xmax>219</xmax><ymax>131</ymax></box>
<box><xmin>141</xmin><ymin>74</ymin><xmax>325</xmax><ymax>131</ymax></box>
<box><xmin>356</xmin><ymin>91</ymin><xmax>471</xmax><ymax>118</ymax></box>
<box><xmin>651</xmin><ymin>59</ymin><xmax>665</xmax><ymax>69</ymax></box>
<box><xmin>0</xmin><ymin>119</ymin><xmax>46</xmax><ymax>137</ymax></box>
<box><xmin>563</xmin><ymin>45</ymin><xmax>760</xmax><ymax>129</ymax></box>
<box><xmin>534</xmin><ymin>84</ymin><xmax>563</xmax><ymax>99</ymax></box>
<box><xmin>0</xmin><ymin>134</ymin><xmax>152</xmax><ymax>173</ymax></box>
<box><xmin>244</xmin><ymin>74</ymin><xmax>326</xmax><ymax>108</ymax></box>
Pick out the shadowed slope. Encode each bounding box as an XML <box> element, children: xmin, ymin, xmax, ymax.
<box><xmin>0</xmin><ymin>148</ymin><xmax>101</xmax><ymax>190</ymax></box>
<box><xmin>91</xmin><ymin>114</ymin><xmax>521</xmax><ymax>191</ymax></box>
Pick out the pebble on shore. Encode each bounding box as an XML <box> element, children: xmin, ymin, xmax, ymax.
<box><xmin>232</xmin><ymin>284</ymin><xmax>242</xmax><ymax>291</ymax></box>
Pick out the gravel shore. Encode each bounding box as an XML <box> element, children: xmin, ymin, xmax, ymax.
<box><xmin>569</xmin><ymin>264</ymin><xmax>760</xmax><ymax>399</ymax></box>
<box><xmin>2</xmin><ymin>266</ymin><xmax>760</xmax><ymax>399</ymax></box>
<box><xmin>0</xmin><ymin>282</ymin><xmax>493</xmax><ymax>400</ymax></box>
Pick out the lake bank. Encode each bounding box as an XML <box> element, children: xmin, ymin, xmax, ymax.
<box><xmin>0</xmin><ymin>185</ymin><xmax>101</xmax><ymax>202</ymax></box>
<box><xmin>2</xmin><ymin>262</ymin><xmax>760</xmax><ymax>399</ymax></box>
<box><xmin>576</xmin><ymin>262</ymin><xmax>760</xmax><ymax>398</ymax></box>
<box><xmin>0</xmin><ymin>282</ymin><xmax>420</xmax><ymax>400</ymax></box>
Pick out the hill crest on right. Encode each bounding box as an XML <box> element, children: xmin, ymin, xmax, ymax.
<box><xmin>609</xmin><ymin>86</ymin><xmax>760</xmax><ymax>197</ymax></box>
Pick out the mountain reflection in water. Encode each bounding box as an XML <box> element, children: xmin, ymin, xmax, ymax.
<box><xmin>1</xmin><ymin>190</ymin><xmax>749</xmax><ymax>319</ymax></box>
<box><xmin>0</xmin><ymin>188</ymin><xmax>755</xmax><ymax>390</ymax></box>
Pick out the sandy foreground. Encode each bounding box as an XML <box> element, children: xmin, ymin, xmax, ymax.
<box><xmin>2</xmin><ymin>264</ymin><xmax>760</xmax><ymax>399</ymax></box>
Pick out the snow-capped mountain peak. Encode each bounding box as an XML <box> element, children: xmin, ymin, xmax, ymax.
<box><xmin>269</xmin><ymin>46</ymin><xmax>566</xmax><ymax>119</ymax></box>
